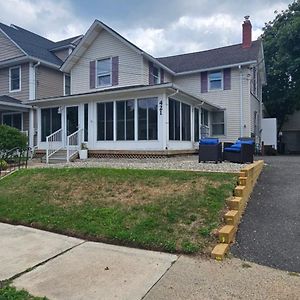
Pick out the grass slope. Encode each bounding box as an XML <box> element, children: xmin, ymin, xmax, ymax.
<box><xmin>0</xmin><ymin>168</ymin><xmax>236</xmax><ymax>254</ymax></box>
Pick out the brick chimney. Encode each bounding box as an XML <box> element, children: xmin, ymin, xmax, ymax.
<box><xmin>242</xmin><ymin>16</ymin><xmax>252</xmax><ymax>48</ymax></box>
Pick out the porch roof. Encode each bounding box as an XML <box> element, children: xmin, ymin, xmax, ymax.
<box><xmin>0</xmin><ymin>95</ymin><xmax>30</xmax><ymax>112</ymax></box>
<box><xmin>24</xmin><ymin>83</ymin><xmax>223</xmax><ymax>111</ymax></box>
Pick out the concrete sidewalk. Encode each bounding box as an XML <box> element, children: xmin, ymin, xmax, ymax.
<box><xmin>1</xmin><ymin>223</ymin><xmax>299</xmax><ymax>299</ymax></box>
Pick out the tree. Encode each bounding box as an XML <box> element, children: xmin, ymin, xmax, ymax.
<box><xmin>262</xmin><ymin>0</ymin><xmax>300</xmax><ymax>131</ymax></box>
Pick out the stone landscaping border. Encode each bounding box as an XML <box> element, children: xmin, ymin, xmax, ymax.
<box><xmin>211</xmin><ymin>160</ymin><xmax>264</xmax><ymax>261</ymax></box>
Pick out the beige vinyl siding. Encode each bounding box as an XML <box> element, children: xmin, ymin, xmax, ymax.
<box><xmin>53</xmin><ymin>49</ymin><xmax>70</xmax><ymax>62</ymax></box>
<box><xmin>164</xmin><ymin>71</ymin><xmax>173</xmax><ymax>83</ymax></box>
<box><xmin>142</xmin><ymin>58</ymin><xmax>149</xmax><ymax>85</ymax></box>
<box><xmin>71</xmin><ymin>29</ymin><xmax>144</xmax><ymax>94</ymax></box>
<box><xmin>0</xmin><ymin>64</ymin><xmax>29</xmax><ymax>101</ymax></box>
<box><xmin>0</xmin><ymin>30</ymin><xmax>25</xmax><ymax>62</ymax></box>
<box><xmin>174</xmin><ymin>67</ymin><xmax>251</xmax><ymax>142</ymax></box>
<box><xmin>36</xmin><ymin>65</ymin><xmax>64</xmax><ymax>99</ymax></box>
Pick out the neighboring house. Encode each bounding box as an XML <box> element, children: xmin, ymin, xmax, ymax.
<box><xmin>281</xmin><ymin>110</ymin><xmax>300</xmax><ymax>154</ymax></box>
<box><xmin>0</xmin><ymin>22</ymin><xmax>82</xmax><ymax>148</ymax></box>
<box><xmin>1</xmin><ymin>17</ymin><xmax>266</xmax><ymax>160</ymax></box>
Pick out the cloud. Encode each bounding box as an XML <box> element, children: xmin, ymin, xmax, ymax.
<box><xmin>0</xmin><ymin>0</ymin><xmax>294</xmax><ymax>56</ymax></box>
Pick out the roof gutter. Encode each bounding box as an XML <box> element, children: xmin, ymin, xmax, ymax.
<box><xmin>173</xmin><ymin>60</ymin><xmax>258</xmax><ymax>76</ymax></box>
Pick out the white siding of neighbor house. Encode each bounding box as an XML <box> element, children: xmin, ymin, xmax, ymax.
<box><xmin>0</xmin><ymin>30</ymin><xmax>25</xmax><ymax>62</ymax></box>
<box><xmin>71</xmin><ymin>29</ymin><xmax>145</xmax><ymax>94</ymax></box>
<box><xmin>174</xmin><ymin>67</ymin><xmax>252</xmax><ymax>142</ymax></box>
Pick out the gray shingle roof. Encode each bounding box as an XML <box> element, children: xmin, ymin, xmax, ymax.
<box><xmin>0</xmin><ymin>95</ymin><xmax>22</xmax><ymax>104</ymax></box>
<box><xmin>50</xmin><ymin>36</ymin><xmax>82</xmax><ymax>50</ymax></box>
<box><xmin>0</xmin><ymin>23</ymin><xmax>80</xmax><ymax>67</ymax></box>
<box><xmin>157</xmin><ymin>40</ymin><xmax>261</xmax><ymax>73</ymax></box>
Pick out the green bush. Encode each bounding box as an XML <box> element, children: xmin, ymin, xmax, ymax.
<box><xmin>0</xmin><ymin>125</ymin><xmax>27</xmax><ymax>153</ymax></box>
<box><xmin>0</xmin><ymin>159</ymin><xmax>8</xmax><ymax>170</ymax></box>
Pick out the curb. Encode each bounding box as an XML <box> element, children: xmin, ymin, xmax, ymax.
<box><xmin>211</xmin><ymin>160</ymin><xmax>264</xmax><ymax>261</ymax></box>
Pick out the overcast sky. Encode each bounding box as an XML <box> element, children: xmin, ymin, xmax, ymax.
<box><xmin>0</xmin><ymin>0</ymin><xmax>294</xmax><ymax>57</ymax></box>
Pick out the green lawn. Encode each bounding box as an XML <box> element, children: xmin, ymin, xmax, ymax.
<box><xmin>0</xmin><ymin>285</ymin><xmax>47</xmax><ymax>300</ymax></box>
<box><xmin>0</xmin><ymin>168</ymin><xmax>236</xmax><ymax>254</ymax></box>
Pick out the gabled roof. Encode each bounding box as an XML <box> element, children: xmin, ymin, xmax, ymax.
<box><xmin>0</xmin><ymin>95</ymin><xmax>30</xmax><ymax>110</ymax></box>
<box><xmin>0</xmin><ymin>95</ymin><xmax>22</xmax><ymax>104</ymax></box>
<box><xmin>0</xmin><ymin>23</ymin><xmax>81</xmax><ymax>68</ymax></box>
<box><xmin>157</xmin><ymin>40</ymin><xmax>261</xmax><ymax>74</ymax></box>
<box><xmin>50</xmin><ymin>35</ymin><xmax>83</xmax><ymax>51</ymax></box>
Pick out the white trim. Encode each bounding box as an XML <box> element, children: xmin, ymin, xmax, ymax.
<box><xmin>1</xmin><ymin>112</ymin><xmax>23</xmax><ymax>131</ymax></box>
<box><xmin>9</xmin><ymin>65</ymin><xmax>21</xmax><ymax>92</ymax></box>
<box><xmin>175</xmin><ymin>60</ymin><xmax>258</xmax><ymax>76</ymax></box>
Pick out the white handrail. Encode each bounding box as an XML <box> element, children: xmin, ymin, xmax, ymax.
<box><xmin>46</xmin><ymin>128</ymin><xmax>63</xmax><ymax>164</ymax></box>
<box><xmin>67</xmin><ymin>128</ymin><xmax>83</xmax><ymax>162</ymax></box>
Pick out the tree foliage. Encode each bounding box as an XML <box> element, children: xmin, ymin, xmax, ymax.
<box><xmin>0</xmin><ymin>125</ymin><xmax>28</xmax><ymax>153</ymax></box>
<box><xmin>262</xmin><ymin>0</ymin><xmax>300</xmax><ymax>130</ymax></box>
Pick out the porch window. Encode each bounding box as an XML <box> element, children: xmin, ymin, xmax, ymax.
<box><xmin>208</xmin><ymin>71</ymin><xmax>222</xmax><ymax>90</ymax></box>
<box><xmin>97</xmin><ymin>102</ymin><xmax>114</xmax><ymax>141</ymax></box>
<box><xmin>41</xmin><ymin>107</ymin><xmax>61</xmax><ymax>141</ymax></box>
<box><xmin>138</xmin><ymin>97</ymin><xmax>158</xmax><ymax>140</ymax></box>
<box><xmin>97</xmin><ymin>58</ymin><xmax>112</xmax><ymax>87</ymax></box>
<box><xmin>9</xmin><ymin>66</ymin><xmax>21</xmax><ymax>92</ymax></box>
<box><xmin>64</xmin><ymin>74</ymin><xmax>71</xmax><ymax>95</ymax></box>
<box><xmin>181</xmin><ymin>103</ymin><xmax>191</xmax><ymax>141</ymax></box>
<box><xmin>84</xmin><ymin>103</ymin><xmax>88</xmax><ymax>142</ymax></box>
<box><xmin>201</xmin><ymin>109</ymin><xmax>209</xmax><ymax>126</ymax></box>
<box><xmin>211</xmin><ymin>111</ymin><xmax>225</xmax><ymax>135</ymax></box>
<box><xmin>116</xmin><ymin>100</ymin><xmax>135</xmax><ymax>141</ymax></box>
<box><xmin>169</xmin><ymin>98</ymin><xmax>191</xmax><ymax>141</ymax></box>
<box><xmin>194</xmin><ymin>108</ymin><xmax>200</xmax><ymax>142</ymax></box>
<box><xmin>2</xmin><ymin>113</ymin><xmax>22</xmax><ymax>130</ymax></box>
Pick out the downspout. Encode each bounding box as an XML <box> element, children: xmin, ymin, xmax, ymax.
<box><xmin>239</xmin><ymin>65</ymin><xmax>243</xmax><ymax>137</ymax></box>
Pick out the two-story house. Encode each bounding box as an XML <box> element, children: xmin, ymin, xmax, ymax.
<box><xmin>0</xmin><ymin>22</ymin><xmax>82</xmax><ymax>149</ymax></box>
<box><xmin>1</xmin><ymin>17</ymin><xmax>266</xmax><ymax>161</ymax></box>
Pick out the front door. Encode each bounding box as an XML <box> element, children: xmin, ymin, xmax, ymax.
<box><xmin>66</xmin><ymin>106</ymin><xmax>78</xmax><ymax>136</ymax></box>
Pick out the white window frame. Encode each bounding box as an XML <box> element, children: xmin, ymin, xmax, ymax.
<box><xmin>9</xmin><ymin>66</ymin><xmax>21</xmax><ymax>92</ymax></box>
<box><xmin>96</xmin><ymin>57</ymin><xmax>112</xmax><ymax>88</ymax></box>
<box><xmin>64</xmin><ymin>73</ymin><xmax>71</xmax><ymax>96</ymax></box>
<box><xmin>2</xmin><ymin>112</ymin><xmax>23</xmax><ymax>130</ymax></box>
<box><xmin>208</xmin><ymin>70</ymin><xmax>223</xmax><ymax>91</ymax></box>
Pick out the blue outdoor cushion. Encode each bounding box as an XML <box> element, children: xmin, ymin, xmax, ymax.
<box><xmin>224</xmin><ymin>147</ymin><xmax>241</xmax><ymax>153</ymax></box>
<box><xmin>236</xmin><ymin>140</ymin><xmax>254</xmax><ymax>145</ymax></box>
<box><xmin>199</xmin><ymin>138</ymin><xmax>219</xmax><ymax>145</ymax></box>
<box><xmin>231</xmin><ymin>143</ymin><xmax>242</xmax><ymax>149</ymax></box>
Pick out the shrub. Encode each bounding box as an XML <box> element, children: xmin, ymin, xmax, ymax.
<box><xmin>0</xmin><ymin>125</ymin><xmax>27</xmax><ymax>153</ymax></box>
<box><xmin>0</xmin><ymin>159</ymin><xmax>8</xmax><ymax>170</ymax></box>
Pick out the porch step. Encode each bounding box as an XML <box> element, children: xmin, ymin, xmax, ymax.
<box><xmin>41</xmin><ymin>150</ymin><xmax>78</xmax><ymax>164</ymax></box>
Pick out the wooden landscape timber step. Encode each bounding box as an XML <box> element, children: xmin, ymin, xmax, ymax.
<box><xmin>211</xmin><ymin>160</ymin><xmax>264</xmax><ymax>261</ymax></box>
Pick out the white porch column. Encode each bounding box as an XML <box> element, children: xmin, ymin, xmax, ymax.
<box><xmin>162</xmin><ymin>93</ymin><xmax>168</xmax><ymax>150</ymax></box>
<box><xmin>29</xmin><ymin>108</ymin><xmax>35</xmax><ymax>148</ymax></box>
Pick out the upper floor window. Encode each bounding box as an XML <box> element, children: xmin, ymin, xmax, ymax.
<box><xmin>97</xmin><ymin>58</ymin><xmax>112</xmax><ymax>87</ymax></box>
<box><xmin>9</xmin><ymin>66</ymin><xmax>21</xmax><ymax>92</ymax></box>
<box><xmin>64</xmin><ymin>74</ymin><xmax>71</xmax><ymax>95</ymax></box>
<box><xmin>208</xmin><ymin>71</ymin><xmax>222</xmax><ymax>90</ymax></box>
<box><xmin>153</xmin><ymin>66</ymin><xmax>160</xmax><ymax>84</ymax></box>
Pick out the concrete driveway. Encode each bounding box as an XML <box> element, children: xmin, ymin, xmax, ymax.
<box><xmin>232</xmin><ymin>156</ymin><xmax>300</xmax><ymax>273</ymax></box>
<box><xmin>1</xmin><ymin>222</ymin><xmax>299</xmax><ymax>299</ymax></box>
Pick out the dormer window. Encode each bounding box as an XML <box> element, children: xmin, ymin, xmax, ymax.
<box><xmin>97</xmin><ymin>58</ymin><xmax>112</xmax><ymax>87</ymax></box>
<box><xmin>64</xmin><ymin>74</ymin><xmax>71</xmax><ymax>95</ymax></box>
<box><xmin>208</xmin><ymin>71</ymin><xmax>222</xmax><ymax>90</ymax></box>
<box><xmin>9</xmin><ymin>66</ymin><xmax>21</xmax><ymax>92</ymax></box>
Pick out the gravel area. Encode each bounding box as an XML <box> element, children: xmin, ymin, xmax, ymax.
<box><xmin>28</xmin><ymin>155</ymin><xmax>247</xmax><ymax>173</ymax></box>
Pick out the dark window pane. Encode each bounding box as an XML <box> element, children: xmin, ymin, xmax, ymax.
<box><xmin>168</xmin><ymin>98</ymin><xmax>180</xmax><ymax>141</ymax></box>
<box><xmin>138</xmin><ymin>100</ymin><xmax>147</xmax><ymax>140</ymax></box>
<box><xmin>126</xmin><ymin>100</ymin><xmax>135</xmax><ymax>140</ymax></box>
<box><xmin>65</xmin><ymin>74</ymin><xmax>71</xmax><ymax>95</ymax></box>
<box><xmin>182</xmin><ymin>103</ymin><xmax>191</xmax><ymax>141</ymax></box>
<box><xmin>84</xmin><ymin>103</ymin><xmax>88</xmax><ymax>142</ymax></box>
<box><xmin>194</xmin><ymin>108</ymin><xmax>199</xmax><ymax>142</ymax></box>
<box><xmin>13</xmin><ymin>114</ymin><xmax>22</xmax><ymax>130</ymax></box>
<box><xmin>106</xmin><ymin>102</ymin><xmax>114</xmax><ymax>140</ymax></box>
<box><xmin>148</xmin><ymin>100</ymin><xmax>157</xmax><ymax>140</ymax></box>
<box><xmin>41</xmin><ymin>108</ymin><xmax>51</xmax><ymax>142</ymax></box>
<box><xmin>3</xmin><ymin>115</ymin><xmax>12</xmax><ymax>127</ymax></box>
<box><xmin>174</xmin><ymin>100</ymin><xmax>180</xmax><ymax>140</ymax></box>
<box><xmin>10</xmin><ymin>67</ymin><xmax>20</xmax><ymax>90</ymax></box>
<box><xmin>201</xmin><ymin>109</ymin><xmax>208</xmax><ymax>126</ymax></box>
<box><xmin>117</xmin><ymin>101</ymin><xmax>125</xmax><ymax>141</ymax></box>
<box><xmin>97</xmin><ymin>103</ymin><xmax>105</xmax><ymax>140</ymax></box>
